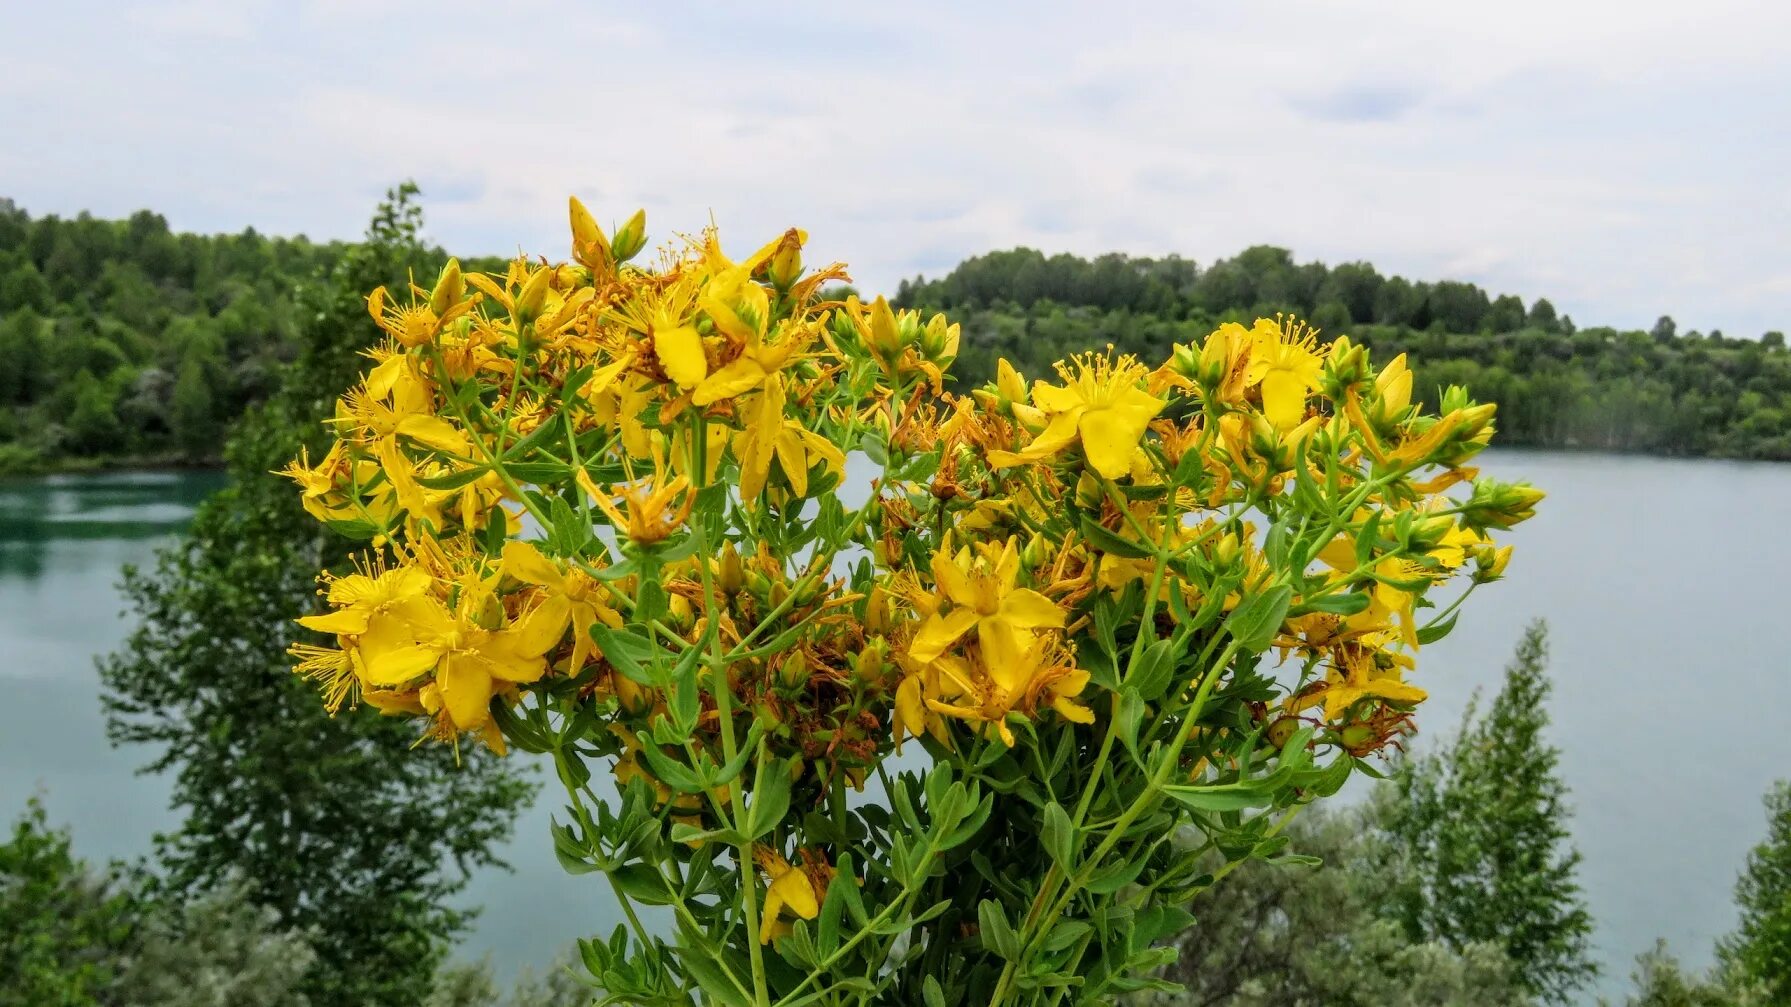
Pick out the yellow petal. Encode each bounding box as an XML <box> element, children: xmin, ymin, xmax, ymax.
<box><xmin>773</xmin><ymin>427</ymin><xmax>809</xmax><ymax>497</ymax></box>
<box><xmin>692</xmin><ymin>358</ymin><xmax>768</xmax><ymax>406</ymax></box>
<box><xmin>1077</xmin><ymin>405</ymin><xmax>1155</xmax><ymax>479</ymax></box>
<box><xmin>908</xmin><ymin>608</ymin><xmax>980</xmax><ymax>665</ymax></box>
<box><xmin>771</xmin><ymin>866</ymin><xmax>819</xmax><ymax>920</ymax></box>
<box><xmin>508</xmin><ymin>595</ymin><xmax>572</xmax><ymax>660</ymax></box>
<box><xmin>656</xmin><ymin>324</ymin><xmax>708</xmax><ymax>388</ymax></box>
<box><xmin>394</xmin><ymin>414</ymin><xmax>472</xmax><ymax>456</ymax></box>
<box><xmin>895</xmin><ymin>676</ymin><xmax>927</xmax><ymax>741</ymax></box>
<box><xmin>358</xmin><ymin>621</ymin><xmax>439</xmax><ymax>686</ymax></box>
<box><xmin>998</xmin><ymin>589</ymin><xmax>1065</xmax><ymax>631</ymax></box>
<box><xmin>437</xmin><ymin>655</ymin><xmax>496</xmax><ymax>729</ymax></box>
<box><xmin>1260</xmin><ymin>370</ymin><xmax>1309</xmax><ymax>432</ymax></box>
<box><xmin>501</xmin><ymin>540</ymin><xmax>563</xmax><ymax>588</ymax></box>
<box><xmin>297</xmin><ymin>608</ymin><xmax>370</xmax><ymax>636</ymax></box>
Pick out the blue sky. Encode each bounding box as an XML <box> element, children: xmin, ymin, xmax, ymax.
<box><xmin>3</xmin><ymin>0</ymin><xmax>1787</xmax><ymax>334</ymax></box>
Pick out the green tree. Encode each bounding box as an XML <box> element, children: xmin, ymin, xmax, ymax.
<box><xmin>1718</xmin><ymin>781</ymin><xmax>1791</xmax><ymax>1000</ymax></box>
<box><xmin>1375</xmin><ymin>621</ymin><xmax>1595</xmax><ymax>1003</ymax></box>
<box><xmin>169</xmin><ymin>350</ymin><xmax>218</xmax><ymax>459</ymax></box>
<box><xmin>1159</xmin><ymin>808</ymin><xmax>1520</xmax><ymax>1006</ymax></box>
<box><xmin>99</xmin><ymin>185</ymin><xmax>536</xmax><ymax>1007</ymax></box>
<box><xmin>1606</xmin><ymin>941</ymin><xmax>1759</xmax><ymax>1007</ymax></box>
<box><xmin>0</xmin><ymin>798</ymin><xmax>139</xmax><ymax>1007</ymax></box>
<box><xmin>111</xmin><ymin>880</ymin><xmax>318</xmax><ymax>1007</ymax></box>
<box><xmin>64</xmin><ymin>368</ymin><xmax>124</xmax><ymax>455</ymax></box>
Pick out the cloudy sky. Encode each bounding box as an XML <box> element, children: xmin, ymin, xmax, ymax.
<box><xmin>4</xmin><ymin>0</ymin><xmax>1787</xmax><ymax>334</ymax></box>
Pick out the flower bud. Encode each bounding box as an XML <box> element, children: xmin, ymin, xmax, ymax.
<box><xmin>1471</xmin><ymin>542</ymin><xmax>1514</xmax><ymax>584</ymax></box>
<box><xmin>514</xmin><ymin>267</ymin><xmax>553</xmax><ymax>325</ymax></box>
<box><xmin>920</xmin><ymin>313</ymin><xmax>958</xmax><ymax>361</ymax></box>
<box><xmin>611</xmin><ymin>209</ymin><xmax>648</xmax><ymax>263</ymax></box>
<box><xmin>718</xmin><ymin>542</ymin><xmax>744</xmax><ymax>596</ymax></box>
<box><xmin>568</xmin><ymin>196</ymin><xmax>612</xmax><ymax>269</ymax></box>
<box><xmin>1213</xmin><ymin>530</ymin><xmax>1242</xmax><ymax>569</ymax></box>
<box><xmin>1461</xmin><ymin>478</ymin><xmax>1546</xmax><ymax>531</ymax></box>
<box><xmin>429</xmin><ymin>258</ymin><xmax>464</xmax><ymax>317</ymax></box>
<box><xmin>1074</xmin><ymin>470</ymin><xmax>1104</xmax><ymax>510</ymax></box>
<box><xmin>766</xmin><ymin>229</ymin><xmax>803</xmax><ymax>290</ymax></box>
<box><xmin>864</xmin><ymin>585</ymin><xmax>891</xmax><ymax>635</ymax></box>
<box><xmin>1372</xmin><ymin>353</ymin><xmax>1412</xmax><ymax>422</ymax></box>
<box><xmin>853</xmin><ymin>640</ymin><xmax>887</xmax><ymax>686</ymax></box>
<box><xmin>778</xmin><ymin>651</ymin><xmax>810</xmax><ymax>690</ymax></box>
<box><xmin>1322</xmin><ymin>335</ymin><xmax>1372</xmax><ymax>399</ymax></box>
<box><xmin>866</xmin><ymin>296</ymin><xmax>903</xmax><ymax>360</ymax></box>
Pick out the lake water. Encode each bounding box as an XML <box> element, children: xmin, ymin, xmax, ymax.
<box><xmin>3</xmin><ymin>451</ymin><xmax>1787</xmax><ymax>1001</ymax></box>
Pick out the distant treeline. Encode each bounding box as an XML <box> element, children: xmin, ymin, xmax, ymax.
<box><xmin>895</xmin><ymin>246</ymin><xmax>1791</xmax><ymax>460</ymax></box>
<box><xmin>0</xmin><ymin>200</ymin><xmax>347</xmax><ymax>472</ymax></box>
<box><xmin>4</xmin><ymin>202</ymin><xmax>1787</xmax><ymax>469</ymax></box>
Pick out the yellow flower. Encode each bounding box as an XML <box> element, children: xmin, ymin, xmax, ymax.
<box><xmin>754</xmin><ymin>846</ymin><xmax>829</xmax><ymax>944</ymax></box>
<box><xmin>365</xmin><ymin>274</ymin><xmax>477</xmax><ymax>349</ymax></box>
<box><xmin>501</xmin><ymin>540</ymin><xmax>623</xmax><ymax>676</ymax></box>
<box><xmin>731</xmin><ymin>413</ymin><xmax>846</xmax><ymax>501</ymax></box>
<box><xmin>356</xmin><ymin>588</ymin><xmax>571</xmax><ymax>730</ymax></box>
<box><xmin>691</xmin><ymin>324</ymin><xmax>808</xmax><ymax>407</ymax></box>
<box><xmin>987</xmin><ymin>353</ymin><xmax>1166</xmax><ymax>479</ymax></box>
<box><xmin>908</xmin><ymin>538</ymin><xmax>1064</xmax><ymax>665</ymax></box>
<box><xmin>926</xmin><ymin>630</ymin><xmax>1092</xmax><ymax>747</ymax></box>
<box><xmin>1317</xmin><ymin>640</ymin><xmax>1426</xmax><ymax>719</ymax></box>
<box><xmin>296</xmin><ymin>556</ymin><xmax>434</xmax><ymax>637</ymax></box>
<box><xmin>580</xmin><ymin>469</ymin><xmax>694</xmax><ymax>545</ymax></box>
<box><xmin>1245</xmin><ymin>317</ymin><xmax>1326</xmax><ymax>431</ymax></box>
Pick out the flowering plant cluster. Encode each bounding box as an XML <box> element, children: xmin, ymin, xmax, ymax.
<box><xmin>284</xmin><ymin>199</ymin><xmax>1540</xmax><ymax>1006</ymax></box>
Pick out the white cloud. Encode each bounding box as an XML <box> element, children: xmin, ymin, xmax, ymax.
<box><xmin>4</xmin><ymin>0</ymin><xmax>1787</xmax><ymax>334</ymax></box>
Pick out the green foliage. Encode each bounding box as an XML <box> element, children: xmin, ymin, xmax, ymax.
<box><xmin>1605</xmin><ymin>941</ymin><xmax>1757</xmax><ymax>1007</ymax></box>
<box><xmin>110</xmin><ymin>880</ymin><xmax>317</xmax><ymax>1007</ymax></box>
<box><xmin>1718</xmin><ymin>781</ymin><xmax>1791</xmax><ymax>1001</ymax></box>
<box><xmin>426</xmin><ymin>957</ymin><xmax>592</xmax><ymax>1007</ymax></box>
<box><xmin>1372</xmin><ymin>621</ymin><xmax>1596</xmax><ymax>1003</ymax></box>
<box><xmin>0</xmin><ymin>199</ymin><xmax>341</xmax><ymax>467</ymax></box>
<box><xmin>1154</xmin><ymin>808</ymin><xmax>1522</xmax><ymax>1007</ymax></box>
<box><xmin>0</xmin><ymin>797</ymin><xmax>139</xmax><ymax>1006</ymax></box>
<box><xmin>897</xmin><ymin>246</ymin><xmax>1791</xmax><ymax>460</ymax></box>
<box><xmin>98</xmin><ymin>185</ymin><xmax>536</xmax><ymax>1007</ymax></box>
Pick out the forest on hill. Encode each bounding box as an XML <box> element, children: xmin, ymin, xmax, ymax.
<box><xmin>3</xmin><ymin>200</ymin><xmax>1788</xmax><ymax>471</ymax></box>
<box><xmin>0</xmin><ymin>199</ymin><xmax>343</xmax><ymax>472</ymax></box>
<box><xmin>895</xmin><ymin>247</ymin><xmax>1791</xmax><ymax>460</ymax></box>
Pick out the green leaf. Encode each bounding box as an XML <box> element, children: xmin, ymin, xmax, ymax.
<box><xmin>922</xmin><ymin>976</ymin><xmax>946</xmax><ymax>1007</ymax></box>
<box><xmin>747</xmin><ymin>758</ymin><xmax>795</xmax><ymax>841</ymax></box>
<box><xmin>1041</xmin><ymin>801</ymin><xmax>1075</xmax><ymax>869</ymax></box>
<box><xmin>1078</xmin><ymin>514</ymin><xmax>1153</xmax><ymax>559</ymax></box>
<box><xmin>591</xmin><ymin>626</ymin><xmax>664</xmax><ymax>686</ymax></box>
<box><xmin>1224</xmin><ymin>584</ymin><xmax>1293</xmax><ymax>651</ymax></box>
<box><xmin>1162</xmin><ymin>784</ymin><xmax>1273</xmax><ymax>813</ymax></box>
<box><xmin>1085</xmin><ymin>854</ymin><xmax>1149</xmax><ymax>895</ymax></box>
<box><xmin>1128</xmin><ymin>638</ymin><xmax>1179</xmax><ymax>700</ymax></box>
<box><xmin>1417</xmin><ymin>610</ymin><xmax>1460</xmax><ymax>645</ymax></box>
<box><xmin>977</xmin><ymin>900</ymin><xmax>1021</xmax><ymax>960</ymax></box>
<box><xmin>504</xmin><ymin>460</ymin><xmax>571</xmax><ymax>484</ymax></box>
<box><xmin>611</xmin><ymin>863</ymin><xmax>676</xmax><ymax>905</ymax></box>
<box><xmin>668</xmin><ymin>822</ymin><xmax>744</xmax><ymax>846</ymax></box>
<box><xmin>415</xmin><ymin>465</ymin><xmax>491</xmax><ymax>490</ymax></box>
<box><xmin>1042</xmin><ymin>919</ymin><xmax>1093</xmax><ymax>954</ymax></box>
<box><xmin>1115</xmin><ymin>687</ymin><xmax>1147</xmax><ymax>766</ymax></box>
<box><xmin>1295</xmin><ymin>591</ymin><xmax>1371</xmax><ymax>616</ymax></box>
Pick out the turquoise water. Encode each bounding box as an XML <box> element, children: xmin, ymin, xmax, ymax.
<box><xmin>2</xmin><ymin>452</ymin><xmax>1787</xmax><ymax>1000</ymax></box>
